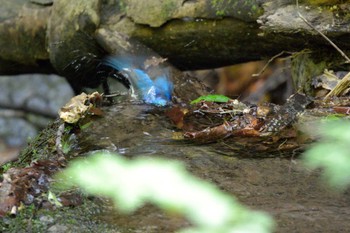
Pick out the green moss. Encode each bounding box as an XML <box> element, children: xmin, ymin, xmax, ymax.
<box><xmin>118</xmin><ymin>0</ymin><xmax>127</xmax><ymax>12</ymax></box>
<box><xmin>162</xmin><ymin>1</ymin><xmax>178</xmax><ymax>19</ymax></box>
<box><xmin>291</xmin><ymin>50</ymin><xmax>347</xmax><ymax>96</ymax></box>
<box><xmin>0</xmin><ymin>204</ymin><xmax>45</xmax><ymax>233</ymax></box>
<box><xmin>14</xmin><ymin>121</ymin><xmax>61</xmax><ymax>168</ymax></box>
<box><xmin>0</xmin><ymin>120</ymin><xmax>65</xmax><ymax>174</ymax></box>
<box><xmin>301</xmin><ymin>0</ymin><xmax>350</xmax><ymax>6</ymax></box>
<box><xmin>211</xmin><ymin>0</ymin><xmax>264</xmax><ymax>21</ymax></box>
<box><xmin>291</xmin><ymin>50</ymin><xmax>327</xmax><ymax>95</ymax></box>
<box><xmin>0</xmin><ymin>198</ymin><xmax>118</xmax><ymax>232</ymax></box>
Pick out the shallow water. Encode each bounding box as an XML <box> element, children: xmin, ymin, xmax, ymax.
<box><xmin>73</xmin><ymin>102</ymin><xmax>350</xmax><ymax>233</ymax></box>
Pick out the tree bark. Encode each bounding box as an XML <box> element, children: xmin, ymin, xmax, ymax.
<box><xmin>0</xmin><ymin>0</ymin><xmax>350</xmax><ymax>75</ymax></box>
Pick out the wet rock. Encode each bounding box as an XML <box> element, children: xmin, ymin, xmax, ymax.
<box><xmin>0</xmin><ymin>74</ymin><xmax>73</xmax><ymax>149</ymax></box>
<box><xmin>0</xmin><ymin>118</ymin><xmax>37</xmax><ymax>147</ymax></box>
<box><xmin>122</xmin><ymin>0</ymin><xmax>263</xmax><ymax>27</ymax></box>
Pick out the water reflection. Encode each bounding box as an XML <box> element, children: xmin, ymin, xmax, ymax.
<box><xmin>44</xmin><ymin>100</ymin><xmax>350</xmax><ymax>232</ymax></box>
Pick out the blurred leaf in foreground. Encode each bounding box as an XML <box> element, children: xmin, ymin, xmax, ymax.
<box><xmin>56</xmin><ymin>152</ymin><xmax>274</xmax><ymax>233</ymax></box>
<box><xmin>303</xmin><ymin>119</ymin><xmax>350</xmax><ymax>189</ymax></box>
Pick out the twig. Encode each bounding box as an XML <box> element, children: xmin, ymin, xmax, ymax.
<box><xmin>296</xmin><ymin>0</ymin><xmax>350</xmax><ymax>63</ymax></box>
<box><xmin>252</xmin><ymin>51</ymin><xmax>294</xmax><ymax>78</ymax></box>
<box><xmin>325</xmin><ymin>71</ymin><xmax>350</xmax><ymax>99</ymax></box>
<box><xmin>103</xmin><ymin>92</ymin><xmax>128</xmax><ymax>98</ymax></box>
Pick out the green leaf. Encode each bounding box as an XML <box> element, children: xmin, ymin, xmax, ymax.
<box><xmin>303</xmin><ymin>120</ymin><xmax>350</xmax><ymax>189</ymax></box>
<box><xmin>47</xmin><ymin>191</ymin><xmax>63</xmax><ymax>207</ymax></box>
<box><xmin>56</xmin><ymin>153</ymin><xmax>274</xmax><ymax>233</ymax></box>
<box><xmin>190</xmin><ymin>94</ymin><xmax>231</xmax><ymax>104</ymax></box>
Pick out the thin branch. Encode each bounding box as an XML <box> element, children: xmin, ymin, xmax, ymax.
<box><xmin>325</xmin><ymin>71</ymin><xmax>350</xmax><ymax>99</ymax></box>
<box><xmin>252</xmin><ymin>51</ymin><xmax>292</xmax><ymax>78</ymax></box>
<box><xmin>296</xmin><ymin>0</ymin><xmax>350</xmax><ymax>63</ymax></box>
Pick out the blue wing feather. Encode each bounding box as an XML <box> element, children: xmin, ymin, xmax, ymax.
<box><xmin>103</xmin><ymin>56</ymin><xmax>173</xmax><ymax>106</ymax></box>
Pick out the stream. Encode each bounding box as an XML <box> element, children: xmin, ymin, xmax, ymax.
<box><xmin>60</xmin><ymin>101</ymin><xmax>350</xmax><ymax>233</ymax></box>
<box><xmin>1</xmin><ymin>34</ymin><xmax>350</xmax><ymax>232</ymax></box>
<box><xmin>1</xmin><ymin>97</ymin><xmax>350</xmax><ymax>232</ymax></box>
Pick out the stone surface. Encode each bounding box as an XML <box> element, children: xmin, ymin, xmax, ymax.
<box><xmin>0</xmin><ymin>74</ymin><xmax>73</xmax><ymax>148</ymax></box>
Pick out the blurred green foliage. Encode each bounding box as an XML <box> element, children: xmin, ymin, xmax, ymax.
<box><xmin>56</xmin><ymin>152</ymin><xmax>274</xmax><ymax>233</ymax></box>
<box><xmin>303</xmin><ymin>119</ymin><xmax>350</xmax><ymax>189</ymax></box>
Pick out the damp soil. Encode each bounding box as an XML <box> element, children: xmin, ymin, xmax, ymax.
<box><xmin>2</xmin><ymin>102</ymin><xmax>350</xmax><ymax>232</ymax></box>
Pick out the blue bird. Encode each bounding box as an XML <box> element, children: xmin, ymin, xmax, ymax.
<box><xmin>103</xmin><ymin>56</ymin><xmax>173</xmax><ymax>106</ymax></box>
